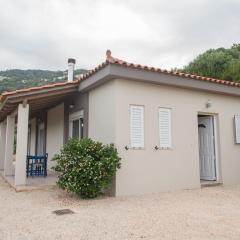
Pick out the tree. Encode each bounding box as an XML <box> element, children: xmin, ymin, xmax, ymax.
<box><xmin>180</xmin><ymin>44</ymin><xmax>240</xmax><ymax>82</ymax></box>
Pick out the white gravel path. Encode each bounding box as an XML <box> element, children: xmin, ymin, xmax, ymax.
<box><xmin>1</xmin><ymin>177</ymin><xmax>240</xmax><ymax>240</ymax></box>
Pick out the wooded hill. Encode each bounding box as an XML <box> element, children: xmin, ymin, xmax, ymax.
<box><xmin>180</xmin><ymin>44</ymin><xmax>240</xmax><ymax>81</ymax></box>
<box><xmin>0</xmin><ymin>69</ymin><xmax>87</xmax><ymax>94</ymax></box>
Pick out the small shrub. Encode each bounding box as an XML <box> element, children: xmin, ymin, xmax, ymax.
<box><xmin>53</xmin><ymin>138</ymin><xmax>121</xmax><ymax>198</ymax></box>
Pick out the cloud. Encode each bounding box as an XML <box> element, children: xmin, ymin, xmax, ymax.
<box><xmin>0</xmin><ymin>0</ymin><xmax>239</xmax><ymax>70</ymax></box>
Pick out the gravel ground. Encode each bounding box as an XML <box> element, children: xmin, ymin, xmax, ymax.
<box><xmin>1</xmin><ymin>178</ymin><xmax>240</xmax><ymax>240</ymax></box>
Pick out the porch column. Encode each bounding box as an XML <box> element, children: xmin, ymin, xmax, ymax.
<box><xmin>4</xmin><ymin>115</ymin><xmax>15</xmax><ymax>176</ymax></box>
<box><xmin>0</xmin><ymin>122</ymin><xmax>7</xmax><ymax>170</ymax></box>
<box><xmin>15</xmin><ymin>103</ymin><xmax>29</xmax><ymax>185</ymax></box>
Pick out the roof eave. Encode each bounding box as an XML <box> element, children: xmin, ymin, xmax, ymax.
<box><xmin>79</xmin><ymin>63</ymin><xmax>240</xmax><ymax>97</ymax></box>
<box><xmin>0</xmin><ymin>82</ymin><xmax>79</xmax><ymax>122</ymax></box>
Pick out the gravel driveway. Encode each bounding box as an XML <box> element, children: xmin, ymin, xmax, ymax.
<box><xmin>1</xmin><ymin>177</ymin><xmax>240</xmax><ymax>240</ymax></box>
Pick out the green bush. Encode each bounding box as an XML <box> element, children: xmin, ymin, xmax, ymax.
<box><xmin>53</xmin><ymin>138</ymin><xmax>121</xmax><ymax>198</ymax></box>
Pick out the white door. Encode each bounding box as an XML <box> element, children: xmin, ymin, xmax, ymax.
<box><xmin>198</xmin><ymin>116</ymin><xmax>216</xmax><ymax>181</ymax></box>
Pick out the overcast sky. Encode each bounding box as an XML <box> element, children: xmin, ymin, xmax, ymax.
<box><xmin>0</xmin><ymin>0</ymin><xmax>239</xmax><ymax>71</ymax></box>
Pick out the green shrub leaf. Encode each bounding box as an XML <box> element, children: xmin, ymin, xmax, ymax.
<box><xmin>52</xmin><ymin>138</ymin><xmax>121</xmax><ymax>198</ymax></box>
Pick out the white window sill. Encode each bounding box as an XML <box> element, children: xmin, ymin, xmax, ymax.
<box><xmin>130</xmin><ymin>147</ymin><xmax>145</xmax><ymax>150</ymax></box>
<box><xmin>159</xmin><ymin>147</ymin><xmax>173</xmax><ymax>150</ymax></box>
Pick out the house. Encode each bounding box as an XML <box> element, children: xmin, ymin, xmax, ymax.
<box><xmin>1</xmin><ymin>50</ymin><xmax>240</xmax><ymax>196</ymax></box>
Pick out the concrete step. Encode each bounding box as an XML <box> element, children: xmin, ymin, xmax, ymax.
<box><xmin>201</xmin><ymin>181</ymin><xmax>223</xmax><ymax>188</ymax></box>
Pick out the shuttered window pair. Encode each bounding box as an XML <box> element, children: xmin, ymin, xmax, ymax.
<box><xmin>130</xmin><ymin>105</ymin><xmax>172</xmax><ymax>149</ymax></box>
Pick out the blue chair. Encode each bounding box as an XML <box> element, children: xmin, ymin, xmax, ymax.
<box><xmin>26</xmin><ymin>153</ymin><xmax>48</xmax><ymax>177</ymax></box>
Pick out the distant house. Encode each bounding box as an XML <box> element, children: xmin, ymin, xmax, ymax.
<box><xmin>1</xmin><ymin>50</ymin><xmax>240</xmax><ymax>196</ymax></box>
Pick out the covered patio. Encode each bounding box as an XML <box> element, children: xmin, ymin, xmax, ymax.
<box><xmin>0</xmin><ymin>80</ymin><xmax>79</xmax><ymax>190</ymax></box>
<box><xmin>0</xmin><ymin>170</ymin><xmax>57</xmax><ymax>191</ymax></box>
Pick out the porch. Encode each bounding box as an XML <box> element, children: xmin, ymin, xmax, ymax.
<box><xmin>0</xmin><ymin>81</ymin><xmax>80</xmax><ymax>189</ymax></box>
<box><xmin>0</xmin><ymin>170</ymin><xmax>57</xmax><ymax>191</ymax></box>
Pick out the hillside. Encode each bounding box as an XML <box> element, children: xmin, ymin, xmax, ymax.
<box><xmin>0</xmin><ymin>69</ymin><xmax>88</xmax><ymax>94</ymax></box>
<box><xmin>180</xmin><ymin>43</ymin><xmax>240</xmax><ymax>81</ymax></box>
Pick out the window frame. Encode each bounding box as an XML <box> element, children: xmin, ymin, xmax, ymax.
<box><xmin>69</xmin><ymin>110</ymin><xmax>84</xmax><ymax>139</ymax></box>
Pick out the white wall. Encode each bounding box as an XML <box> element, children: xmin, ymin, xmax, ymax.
<box><xmin>89</xmin><ymin>80</ymin><xmax>240</xmax><ymax>196</ymax></box>
<box><xmin>88</xmin><ymin>81</ymin><xmax>117</xmax><ymax>196</ymax></box>
<box><xmin>88</xmin><ymin>80</ymin><xmax>117</xmax><ymax>143</ymax></box>
<box><xmin>46</xmin><ymin>103</ymin><xmax>64</xmax><ymax>169</ymax></box>
<box><xmin>87</xmin><ymin>78</ymin><xmax>240</xmax><ymax>196</ymax></box>
<box><xmin>112</xmin><ymin>79</ymin><xmax>240</xmax><ymax>196</ymax></box>
<box><xmin>114</xmin><ymin>80</ymin><xmax>201</xmax><ymax>196</ymax></box>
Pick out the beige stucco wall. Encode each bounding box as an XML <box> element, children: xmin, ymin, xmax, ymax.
<box><xmin>116</xmin><ymin>79</ymin><xmax>240</xmax><ymax>196</ymax></box>
<box><xmin>88</xmin><ymin>80</ymin><xmax>117</xmax><ymax>143</ymax></box>
<box><xmin>88</xmin><ymin>78</ymin><xmax>240</xmax><ymax>197</ymax></box>
<box><xmin>46</xmin><ymin>103</ymin><xmax>64</xmax><ymax>169</ymax></box>
<box><xmin>88</xmin><ymin>81</ymin><xmax>117</xmax><ymax>196</ymax></box>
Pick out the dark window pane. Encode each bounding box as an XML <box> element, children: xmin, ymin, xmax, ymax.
<box><xmin>72</xmin><ymin>119</ymin><xmax>80</xmax><ymax>138</ymax></box>
<box><xmin>80</xmin><ymin>118</ymin><xmax>84</xmax><ymax>139</ymax></box>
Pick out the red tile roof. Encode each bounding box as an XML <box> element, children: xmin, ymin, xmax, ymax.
<box><xmin>0</xmin><ymin>80</ymin><xmax>79</xmax><ymax>103</ymax></box>
<box><xmin>1</xmin><ymin>50</ymin><xmax>240</xmax><ymax>104</ymax></box>
<box><xmin>79</xmin><ymin>50</ymin><xmax>240</xmax><ymax>88</ymax></box>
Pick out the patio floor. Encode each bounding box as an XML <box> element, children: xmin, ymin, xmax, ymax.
<box><xmin>0</xmin><ymin>170</ymin><xmax>57</xmax><ymax>191</ymax></box>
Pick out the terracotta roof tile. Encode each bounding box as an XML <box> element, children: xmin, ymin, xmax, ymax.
<box><xmin>0</xmin><ymin>79</ymin><xmax>79</xmax><ymax>102</ymax></box>
<box><xmin>2</xmin><ymin>50</ymin><xmax>240</xmax><ymax>104</ymax></box>
<box><xmin>78</xmin><ymin>50</ymin><xmax>240</xmax><ymax>89</ymax></box>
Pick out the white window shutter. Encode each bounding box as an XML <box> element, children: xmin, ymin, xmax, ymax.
<box><xmin>130</xmin><ymin>105</ymin><xmax>144</xmax><ymax>148</ymax></box>
<box><xmin>234</xmin><ymin>115</ymin><xmax>240</xmax><ymax>143</ymax></box>
<box><xmin>159</xmin><ymin>108</ymin><xmax>171</xmax><ymax>148</ymax></box>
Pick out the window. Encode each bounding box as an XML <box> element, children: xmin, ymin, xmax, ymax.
<box><xmin>37</xmin><ymin>122</ymin><xmax>45</xmax><ymax>155</ymax></box>
<box><xmin>130</xmin><ymin>105</ymin><xmax>144</xmax><ymax>148</ymax></box>
<box><xmin>159</xmin><ymin>108</ymin><xmax>172</xmax><ymax>148</ymax></box>
<box><xmin>69</xmin><ymin>110</ymin><xmax>84</xmax><ymax>139</ymax></box>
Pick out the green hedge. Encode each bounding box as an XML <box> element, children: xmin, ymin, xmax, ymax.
<box><xmin>53</xmin><ymin>138</ymin><xmax>121</xmax><ymax>198</ymax></box>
